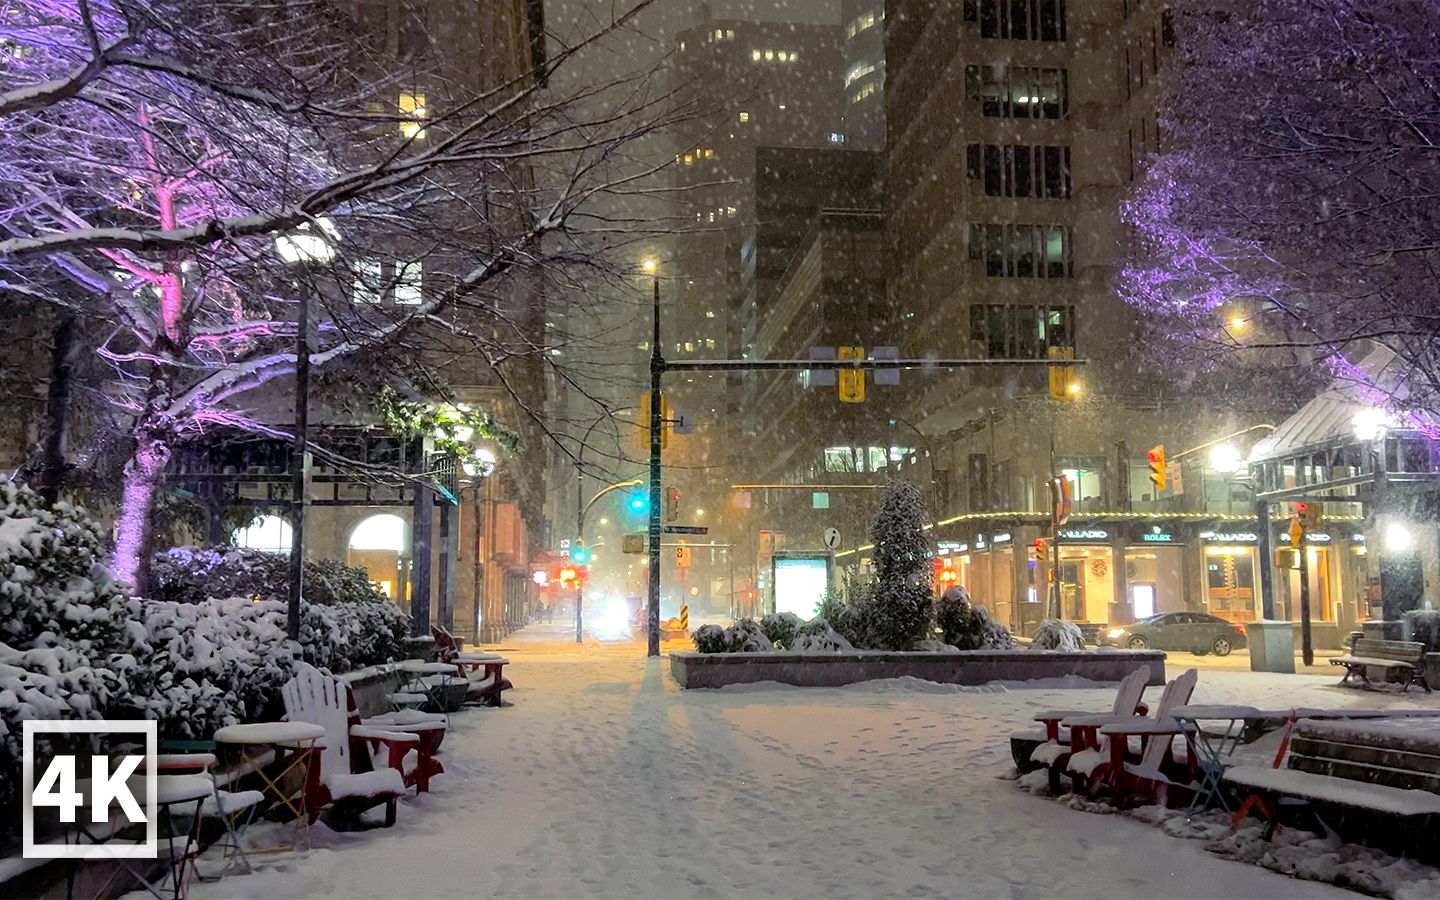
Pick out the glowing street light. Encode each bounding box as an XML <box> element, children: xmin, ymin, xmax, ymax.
<box><xmin>1208</xmin><ymin>443</ymin><xmax>1245</xmax><ymax>474</ymax></box>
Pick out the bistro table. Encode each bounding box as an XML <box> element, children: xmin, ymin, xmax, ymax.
<box><xmin>212</xmin><ymin>722</ymin><xmax>326</xmax><ymax>852</ymax></box>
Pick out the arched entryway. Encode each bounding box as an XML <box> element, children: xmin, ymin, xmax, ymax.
<box><xmin>347</xmin><ymin>513</ymin><xmax>407</xmax><ymax>601</ymax></box>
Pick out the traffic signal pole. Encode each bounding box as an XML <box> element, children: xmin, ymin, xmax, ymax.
<box><xmin>638</xmin><ymin>270</ymin><xmax>1087</xmax><ymax>656</ymax></box>
<box><xmin>1298</xmin><ymin>530</ymin><xmax>1313</xmax><ymax>666</ymax></box>
<box><xmin>647</xmin><ymin>272</ymin><xmax>663</xmax><ymax>658</ymax></box>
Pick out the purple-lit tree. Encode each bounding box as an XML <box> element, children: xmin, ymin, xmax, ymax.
<box><xmin>1</xmin><ymin>0</ymin><xmax>689</xmax><ymax>591</ymax></box>
<box><xmin>1122</xmin><ymin>0</ymin><xmax>1440</xmax><ymax>420</ymax></box>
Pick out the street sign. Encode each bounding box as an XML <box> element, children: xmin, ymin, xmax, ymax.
<box><xmin>873</xmin><ymin>346</ymin><xmax>900</xmax><ymax>385</ymax></box>
<box><xmin>675</xmin><ymin>545</ymin><xmax>693</xmax><ymax>567</ymax></box>
<box><xmin>822</xmin><ymin>527</ymin><xmax>841</xmax><ymax>550</ymax></box>
<box><xmin>622</xmin><ymin>533</ymin><xmax>647</xmax><ymax>554</ymax></box>
<box><xmin>664</xmin><ymin>525</ymin><xmax>708</xmax><ymax>535</ymax></box>
<box><xmin>559</xmin><ymin>539</ymin><xmax>570</xmax><ymax>550</ymax></box>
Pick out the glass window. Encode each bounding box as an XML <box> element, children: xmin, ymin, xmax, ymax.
<box><xmin>394</xmin><ymin>261</ymin><xmax>423</xmax><ymax>304</ymax></box>
<box><xmin>353</xmin><ymin>259</ymin><xmax>383</xmax><ymax>304</ymax></box>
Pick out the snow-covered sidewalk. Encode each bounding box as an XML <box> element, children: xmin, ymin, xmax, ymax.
<box><xmin>192</xmin><ymin>637</ymin><xmax>1438</xmax><ymax>899</ymax></box>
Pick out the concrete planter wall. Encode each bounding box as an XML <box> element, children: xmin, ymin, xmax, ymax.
<box><xmin>669</xmin><ymin>649</ymin><xmax>1167</xmax><ymax>690</ymax></box>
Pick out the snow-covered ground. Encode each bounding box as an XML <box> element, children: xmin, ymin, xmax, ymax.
<box><xmin>191</xmin><ymin>627</ymin><xmax>1440</xmax><ymax>899</ymax></box>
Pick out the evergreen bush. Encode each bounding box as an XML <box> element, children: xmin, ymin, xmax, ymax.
<box><xmin>1031</xmin><ymin>619</ymin><xmax>1085</xmax><ymax>651</ymax></box>
<box><xmin>760</xmin><ymin>611</ymin><xmax>802</xmax><ymax>649</ymax></box>
<box><xmin>935</xmin><ymin>585</ymin><xmax>1014</xmax><ymax>650</ymax></box>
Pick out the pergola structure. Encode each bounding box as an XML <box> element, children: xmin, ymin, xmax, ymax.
<box><xmin>166</xmin><ymin>427</ymin><xmax>462</xmax><ymax>636</ymax></box>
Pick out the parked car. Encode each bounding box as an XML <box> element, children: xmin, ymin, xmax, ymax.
<box><xmin>1097</xmin><ymin>612</ymin><xmax>1248</xmax><ymax>656</ymax></box>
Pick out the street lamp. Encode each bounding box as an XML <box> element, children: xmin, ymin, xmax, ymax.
<box><xmin>274</xmin><ymin>217</ymin><xmax>337</xmax><ymax>641</ymax></box>
<box><xmin>1207</xmin><ymin>443</ymin><xmax>1245</xmax><ymax>475</ymax></box>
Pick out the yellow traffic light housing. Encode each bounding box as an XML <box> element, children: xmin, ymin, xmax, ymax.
<box><xmin>1147</xmin><ymin>445</ymin><xmax>1167</xmax><ymax>493</ymax></box>
<box><xmin>640</xmin><ymin>390</ymin><xmax>671</xmax><ymax>449</ymax></box>
<box><xmin>838</xmin><ymin>346</ymin><xmax>866</xmax><ymax>403</ymax></box>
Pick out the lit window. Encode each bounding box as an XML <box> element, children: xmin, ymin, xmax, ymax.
<box><xmin>777</xmin><ymin>51</ymin><xmax>788</xmax><ymax>61</ymax></box>
<box><xmin>703</xmin><ymin>148</ymin><xmax>714</xmax><ymax>158</ymax></box>
<box><xmin>705</xmin><ymin>338</ymin><xmax>716</xmax><ymax>349</ymax></box>
<box><xmin>789</xmin><ymin>51</ymin><xmax>798</xmax><ymax>62</ymax></box>
<box><xmin>684</xmin><ymin>341</ymin><xmax>694</xmax><ymax>352</ymax></box>
<box><xmin>234</xmin><ymin>515</ymin><xmax>292</xmax><ymax>554</ymax></box>
<box><xmin>353</xmin><ymin>259</ymin><xmax>382</xmax><ymax>304</ymax></box>
<box><xmin>683</xmin><ymin>153</ymin><xmax>694</xmax><ymax>165</ymax></box>
<box><xmin>714</xmin><ymin>28</ymin><xmax>723</xmax><ymax>39</ymax></box>
<box><xmin>639</xmin><ymin>341</ymin><xmax>649</xmax><ymax>351</ymax></box>
<box><xmin>394</xmin><ymin>260</ymin><xmax>423</xmax><ymax>304</ymax></box>
<box><xmin>726</xmin><ymin>206</ymin><xmax>737</xmax><ymax>217</ymax></box>
<box><xmin>399</xmin><ymin>92</ymin><xmax>427</xmax><ymax>140</ymax></box>
<box><xmin>726</xmin><ymin>29</ymin><xmax>734</xmax><ymax>39</ymax></box>
<box><xmin>752</xmin><ymin>49</ymin><xmax>761</xmax><ymax>61</ymax></box>
<box><xmin>765</xmin><ymin>49</ymin><xmax>774</xmax><ymax>60</ymax></box>
<box><xmin>739</xmin><ymin>111</ymin><xmax>750</xmax><ymax>123</ymax></box>
<box><xmin>705</xmin><ymin>310</ymin><xmax>716</xmax><ymax>318</ymax></box>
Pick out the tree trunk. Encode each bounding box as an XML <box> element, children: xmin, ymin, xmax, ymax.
<box><xmin>111</xmin><ymin>436</ymin><xmax>170</xmax><ymax>595</ymax></box>
<box><xmin>36</xmin><ymin>311</ymin><xmax>76</xmax><ymax>505</ymax></box>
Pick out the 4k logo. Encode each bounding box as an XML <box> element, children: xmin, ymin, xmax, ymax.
<box><xmin>22</xmin><ymin>720</ymin><xmax>158</xmax><ymax>859</ymax></box>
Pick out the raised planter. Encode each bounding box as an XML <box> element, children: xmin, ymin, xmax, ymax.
<box><xmin>669</xmin><ymin>649</ymin><xmax>1167</xmax><ymax>690</ymax></box>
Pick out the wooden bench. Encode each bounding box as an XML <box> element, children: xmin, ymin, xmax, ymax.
<box><xmin>1330</xmin><ymin>638</ymin><xmax>1430</xmax><ymax>692</ymax></box>
<box><xmin>1225</xmin><ymin>719</ymin><xmax>1440</xmax><ymax>861</ymax></box>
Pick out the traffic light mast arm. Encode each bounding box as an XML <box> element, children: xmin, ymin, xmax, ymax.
<box><xmin>579</xmin><ymin>478</ymin><xmax>644</xmax><ymax>532</ymax></box>
<box><xmin>663</xmin><ymin>357</ymin><xmax>1088</xmax><ymax>372</ymax></box>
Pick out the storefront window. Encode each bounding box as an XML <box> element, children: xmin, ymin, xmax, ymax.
<box><xmin>1206</xmin><ymin>546</ymin><xmax>1255</xmax><ymax>620</ymax></box>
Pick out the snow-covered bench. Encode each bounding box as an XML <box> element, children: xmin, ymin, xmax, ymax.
<box><xmin>1225</xmin><ymin>718</ymin><xmax>1440</xmax><ymax>860</ymax></box>
<box><xmin>1330</xmin><ymin>638</ymin><xmax>1430</xmax><ymax>693</ymax></box>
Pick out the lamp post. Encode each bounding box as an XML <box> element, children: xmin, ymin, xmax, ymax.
<box><xmin>464</xmin><ymin>448</ymin><xmax>497</xmax><ymax>641</ymax></box>
<box><xmin>274</xmin><ymin>219</ymin><xmax>338</xmax><ymax>641</ymax></box>
<box><xmin>644</xmin><ymin>258</ymin><xmax>662</xmax><ymax>658</ymax></box>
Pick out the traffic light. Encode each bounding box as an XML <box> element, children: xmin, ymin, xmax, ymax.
<box><xmin>558</xmin><ymin>566</ymin><xmax>578</xmax><ymax>586</ymax></box>
<box><xmin>665</xmin><ymin>486</ymin><xmax>680</xmax><ymax>523</ymax></box>
<box><xmin>1147</xmin><ymin>445</ymin><xmax>1167</xmax><ymax>493</ymax></box>
<box><xmin>640</xmin><ymin>390</ymin><xmax>671</xmax><ymax>449</ymax></box>
<box><xmin>1296</xmin><ymin>501</ymin><xmax>1323</xmax><ymax>531</ymax></box>
<box><xmin>569</xmin><ymin>540</ymin><xmax>591</xmax><ymax>565</ymax></box>
<box><xmin>1031</xmin><ymin>539</ymin><xmax>1047</xmax><ymax>563</ymax></box>
<box><xmin>837</xmin><ymin>345</ymin><xmax>866</xmax><ymax>403</ymax></box>
<box><xmin>628</xmin><ymin>493</ymin><xmax>648</xmax><ymax>514</ymax></box>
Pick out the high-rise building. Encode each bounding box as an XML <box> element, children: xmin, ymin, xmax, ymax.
<box><xmin>881</xmin><ymin>1</ymin><xmax>1340</xmax><ymax>637</ymax></box>
<box><xmin>840</xmin><ymin>0</ymin><xmax>886</xmax><ymax>151</ymax></box>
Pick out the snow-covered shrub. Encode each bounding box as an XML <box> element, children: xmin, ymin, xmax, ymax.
<box><xmin>818</xmin><ymin>585</ymin><xmax>867</xmax><ymax>649</ymax></box>
<box><xmin>692</xmin><ymin>623</ymin><xmax>728</xmax><ymax>653</ymax></box>
<box><xmin>725</xmin><ymin>618</ymin><xmax>774</xmax><ymax>652</ymax></box>
<box><xmin>1031</xmin><ymin>619</ymin><xmax>1085</xmax><ymax>651</ymax></box>
<box><xmin>151</xmin><ymin>546</ymin><xmax>407</xmax><ymax>667</ymax></box>
<box><xmin>133</xmin><ymin>597</ymin><xmax>296</xmax><ymax>737</ymax></box>
<box><xmin>789</xmin><ymin>617</ymin><xmax>854</xmax><ymax>652</ymax></box>
<box><xmin>0</xmin><ymin>484</ymin><xmax>145</xmax><ymax>838</ymax></box>
<box><xmin>935</xmin><ymin>585</ymin><xmax>1014</xmax><ymax>650</ymax></box>
<box><xmin>1403</xmin><ymin>609</ymin><xmax>1440</xmax><ymax>653</ymax></box>
<box><xmin>759</xmin><ymin>611</ymin><xmax>802</xmax><ymax>649</ymax></box>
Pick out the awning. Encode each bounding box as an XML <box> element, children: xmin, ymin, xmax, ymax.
<box><xmin>1249</xmin><ymin>346</ymin><xmax>1431</xmax><ymax>462</ymax></box>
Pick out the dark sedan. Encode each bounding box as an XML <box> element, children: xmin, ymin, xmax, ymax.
<box><xmin>1097</xmin><ymin>612</ymin><xmax>1248</xmax><ymax>656</ymax></box>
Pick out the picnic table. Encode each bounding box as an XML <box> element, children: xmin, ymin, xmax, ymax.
<box><xmin>212</xmin><ymin>721</ymin><xmax>326</xmax><ymax>851</ymax></box>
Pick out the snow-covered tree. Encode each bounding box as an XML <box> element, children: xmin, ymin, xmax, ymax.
<box><xmin>864</xmin><ymin>480</ymin><xmax>933</xmax><ymax>650</ymax></box>
<box><xmin>1122</xmin><ymin>0</ymin><xmax>1440</xmax><ymax>430</ymax></box>
<box><xmin>0</xmin><ymin>0</ymin><xmax>691</xmax><ymax>590</ymax></box>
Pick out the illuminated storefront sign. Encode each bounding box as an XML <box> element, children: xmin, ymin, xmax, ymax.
<box><xmin>1058</xmin><ymin>528</ymin><xmax>1109</xmax><ymax>541</ymax></box>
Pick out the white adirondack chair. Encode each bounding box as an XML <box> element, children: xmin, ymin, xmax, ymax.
<box><xmin>282</xmin><ymin>663</ymin><xmax>415</xmax><ymax>826</ymax></box>
<box><xmin>1065</xmin><ymin>667</ymin><xmax>1199</xmax><ymax>797</ymax></box>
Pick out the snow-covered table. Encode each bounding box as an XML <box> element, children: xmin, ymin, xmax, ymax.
<box><xmin>213</xmin><ymin>721</ymin><xmax>326</xmax><ymax>852</ymax></box>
